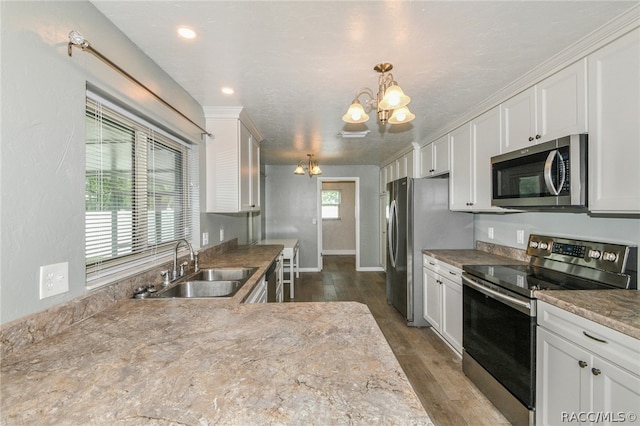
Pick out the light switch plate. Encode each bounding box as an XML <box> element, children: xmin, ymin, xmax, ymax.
<box><xmin>517</xmin><ymin>230</ymin><xmax>525</xmax><ymax>244</ymax></box>
<box><xmin>39</xmin><ymin>262</ymin><xmax>69</xmax><ymax>299</ymax></box>
<box><xmin>202</xmin><ymin>232</ymin><xmax>209</xmax><ymax>245</ymax></box>
<box><xmin>488</xmin><ymin>227</ymin><xmax>494</xmax><ymax>239</ymax></box>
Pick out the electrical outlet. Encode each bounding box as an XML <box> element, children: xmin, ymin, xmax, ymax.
<box><xmin>219</xmin><ymin>228</ymin><xmax>224</xmax><ymax>242</ymax></box>
<box><xmin>488</xmin><ymin>227</ymin><xmax>494</xmax><ymax>240</ymax></box>
<box><xmin>517</xmin><ymin>230</ymin><xmax>525</xmax><ymax>244</ymax></box>
<box><xmin>39</xmin><ymin>262</ymin><xmax>69</xmax><ymax>299</ymax></box>
<box><xmin>202</xmin><ymin>232</ymin><xmax>209</xmax><ymax>246</ymax></box>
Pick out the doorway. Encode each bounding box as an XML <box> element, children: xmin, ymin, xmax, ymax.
<box><xmin>316</xmin><ymin>178</ymin><xmax>360</xmax><ymax>271</ymax></box>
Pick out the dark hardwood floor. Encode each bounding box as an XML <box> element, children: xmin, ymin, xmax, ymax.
<box><xmin>283</xmin><ymin>255</ymin><xmax>510</xmax><ymax>426</ymax></box>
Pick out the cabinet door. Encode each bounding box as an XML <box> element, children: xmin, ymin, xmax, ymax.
<box><xmin>420</xmin><ymin>143</ymin><xmax>434</xmax><ymax>177</ymax></box>
<box><xmin>423</xmin><ymin>268</ymin><xmax>441</xmax><ymax>330</ymax></box>
<box><xmin>250</xmin><ymin>137</ymin><xmax>260</xmax><ymax>211</ymax></box>
<box><xmin>501</xmin><ymin>86</ymin><xmax>537</xmax><ymax>153</ymax></box>
<box><xmin>433</xmin><ymin>134</ymin><xmax>450</xmax><ymax>176</ymax></box>
<box><xmin>441</xmin><ymin>276</ymin><xmax>462</xmax><ymax>354</ymax></box>
<box><xmin>588</xmin><ymin>28</ymin><xmax>640</xmax><ymax>213</ymax></box>
<box><xmin>537</xmin><ymin>328</ymin><xmax>592</xmax><ymax>426</ymax></box>
<box><xmin>537</xmin><ymin>59</ymin><xmax>587</xmax><ymax>142</ymax></box>
<box><xmin>591</xmin><ymin>356</ymin><xmax>640</xmax><ymax>424</ymax></box>
<box><xmin>239</xmin><ymin>122</ymin><xmax>253</xmax><ymax>211</ymax></box>
<box><xmin>471</xmin><ymin>107</ymin><xmax>503</xmax><ymax>211</ymax></box>
<box><xmin>449</xmin><ymin>124</ymin><xmax>473</xmax><ymax>211</ymax></box>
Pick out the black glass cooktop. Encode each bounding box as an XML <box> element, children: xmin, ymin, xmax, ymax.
<box><xmin>463</xmin><ymin>264</ymin><xmax>618</xmax><ymax>298</ymax></box>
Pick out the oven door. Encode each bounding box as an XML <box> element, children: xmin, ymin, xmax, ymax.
<box><xmin>462</xmin><ymin>275</ymin><xmax>536</xmax><ymax>409</ymax></box>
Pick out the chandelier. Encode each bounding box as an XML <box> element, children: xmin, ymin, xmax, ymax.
<box><xmin>342</xmin><ymin>62</ymin><xmax>415</xmax><ymax>125</ymax></box>
<box><xmin>294</xmin><ymin>154</ymin><xmax>322</xmax><ymax>178</ymax></box>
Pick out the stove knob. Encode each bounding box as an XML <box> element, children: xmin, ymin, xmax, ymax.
<box><xmin>588</xmin><ymin>250</ymin><xmax>602</xmax><ymax>259</ymax></box>
<box><xmin>602</xmin><ymin>252</ymin><xmax>618</xmax><ymax>262</ymax></box>
<box><xmin>538</xmin><ymin>242</ymin><xmax>549</xmax><ymax>250</ymax></box>
<box><xmin>529</xmin><ymin>241</ymin><xmax>539</xmax><ymax>249</ymax></box>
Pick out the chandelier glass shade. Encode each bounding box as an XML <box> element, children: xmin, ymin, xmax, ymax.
<box><xmin>294</xmin><ymin>154</ymin><xmax>322</xmax><ymax>177</ymax></box>
<box><xmin>342</xmin><ymin>63</ymin><xmax>415</xmax><ymax>125</ymax></box>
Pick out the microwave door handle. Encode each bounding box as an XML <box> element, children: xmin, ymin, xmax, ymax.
<box><xmin>543</xmin><ymin>150</ymin><xmax>565</xmax><ymax>196</ymax></box>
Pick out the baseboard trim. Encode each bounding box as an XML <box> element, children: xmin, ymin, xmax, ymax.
<box><xmin>322</xmin><ymin>250</ymin><xmax>356</xmax><ymax>255</ymax></box>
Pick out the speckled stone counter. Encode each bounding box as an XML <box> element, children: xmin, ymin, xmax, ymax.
<box><xmin>535</xmin><ymin>290</ymin><xmax>640</xmax><ymax>340</ymax></box>
<box><xmin>421</xmin><ymin>248</ymin><xmax>527</xmax><ymax>270</ymax></box>
<box><xmin>0</xmin><ymin>245</ymin><xmax>432</xmax><ymax>425</ymax></box>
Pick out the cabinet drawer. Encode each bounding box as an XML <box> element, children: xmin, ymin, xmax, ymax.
<box><xmin>423</xmin><ymin>255</ymin><xmax>463</xmax><ymax>284</ymax></box>
<box><xmin>538</xmin><ymin>301</ymin><xmax>639</xmax><ymax>375</ymax></box>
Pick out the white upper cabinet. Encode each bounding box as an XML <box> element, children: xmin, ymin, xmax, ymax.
<box><xmin>501</xmin><ymin>86</ymin><xmax>538</xmax><ymax>153</ymax></box>
<box><xmin>450</xmin><ymin>107</ymin><xmax>507</xmax><ymax>212</ymax></box>
<box><xmin>203</xmin><ymin>107</ymin><xmax>263</xmax><ymax>213</ymax></box>
<box><xmin>588</xmin><ymin>28</ymin><xmax>640</xmax><ymax>214</ymax></box>
<box><xmin>420</xmin><ymin>134</ymin><xmax>450</xmax><ymax>178</ymax></box>
<box><xmin>471</xmin><ymin>106</ymin><xmax>506</xmax><ymax>211</ymax></box>
<box><xmin>449</xmin><ymin>124</ymin><xmax>474</xmax><ymax>211</ymax></box>
<box><xmin>501</xmin><ymin>60</ymin><xmax>587</xmax><ymax>154</ymax></box>
<box><xmin>537</xmin><ymin>59</ymin><xmax>588</xmax><ymax>142</ymax></box>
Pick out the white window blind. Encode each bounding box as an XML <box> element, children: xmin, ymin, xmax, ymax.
<box><xmin>85</xmin><ymin>95</ymin><xmax>195</xmax><ymax>283</ymax></box>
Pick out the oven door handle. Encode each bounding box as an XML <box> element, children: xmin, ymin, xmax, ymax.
<box><xmin>462</xmin><ymin>276</ymin><xmax>534</xmax><ymax>316</ymax></box>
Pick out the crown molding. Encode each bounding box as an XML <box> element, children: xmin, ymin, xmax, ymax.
<box><xmin>202</xmin><ymin>106</ymin><xmax>264</xmax><ymax>142</ymax></box>
<box><xmin>422</xmin><ymin>4</ymin><xmax>640</xmax><ymax>147</ymax></box>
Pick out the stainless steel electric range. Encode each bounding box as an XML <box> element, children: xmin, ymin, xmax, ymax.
<box><xmin>462</xmin><ymin>234</ymin><xmax>637</xmax><ymax>426</ymax></box>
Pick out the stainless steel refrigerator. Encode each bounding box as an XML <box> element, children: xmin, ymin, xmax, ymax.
<box><xmin>386</xmin><ymin>177</ymin><xmax>473</xmax><ymax>327</ymax></box>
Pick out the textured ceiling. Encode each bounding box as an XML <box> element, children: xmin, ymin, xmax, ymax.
<box><xmin>91</xmin><ymin>1</ymin><xmax>635</xmax><ymax>166</ymax></box>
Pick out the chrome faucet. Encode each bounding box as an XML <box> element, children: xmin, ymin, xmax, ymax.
<box><xmin>172</xmin><ymin>239</ymin><xmax>195</xmax><ymax>280</ymax></box>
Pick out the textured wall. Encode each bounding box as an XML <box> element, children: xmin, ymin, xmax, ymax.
<box><xmin>264</xmin><ymin>165</ymin><xmax>380</xmax><ymax>270</ymax></box>
<box><xmin>1</xmin><ymin>1</ymin><xmax>204</xmax><ymax>324</ymax></box>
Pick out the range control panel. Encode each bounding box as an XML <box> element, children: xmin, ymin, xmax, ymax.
<box><xmin>527</xmin><ymin>234</ymin><xmax>637</xmax><ymax>275</ymax></box>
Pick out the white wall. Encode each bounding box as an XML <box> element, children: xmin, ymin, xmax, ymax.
<box><xmin>264</xmin><ymin>165</ymin><xmax>380</xmax><ymax>269</ymax></box>
<box><xmin>0</xmin><ymin>1</ymin><xmax>205</xmax><ymax>324</ymax></box>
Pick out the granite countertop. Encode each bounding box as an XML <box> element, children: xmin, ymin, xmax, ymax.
<box><xmin>0</xmin><ymin>245</ymin><xmax>432</xmax><ymax>425</ymax></box>
<box><xmin>421</xmin><ymin>248</ymin><xmax>528</xmax><ymax>269</ymax></box>
<box><xmin>535</xmin><ymin>290</ymin><xmax>640</xmax><ymax>340</ymax></box>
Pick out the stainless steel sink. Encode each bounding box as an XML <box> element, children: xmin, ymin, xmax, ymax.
<box><xmin>191</xmin><ymin>267</ymin><xmax>256</xmax><ymax>282</ymax></box>
<box><xmin>154</xmin><ymin>280</ymin><xmax>243</xmax><ymax>298</ymax></box>
<box><xmin>151</xmin><ymin>267</ymin><xmax>257</xmax><ymax>299</ymax></box>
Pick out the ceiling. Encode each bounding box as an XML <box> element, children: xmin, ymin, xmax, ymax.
<box><xmin>91</xmin><ymin>1</ymin><xmax>635</xmax><ymax>167</ymax></box>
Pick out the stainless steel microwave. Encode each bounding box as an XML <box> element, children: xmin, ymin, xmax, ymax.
<box><xmin>491</xmin><ymin>134</ymin><xmax>587</xmax><ymax>208</ymax></box>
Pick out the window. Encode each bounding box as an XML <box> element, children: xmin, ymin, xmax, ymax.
<box><xmin>321</xmin><ymin>189</ymin><xmax>341</xmax><ymax>219</ymax></box>
<box><xmin>85</xmin><ymin>94</ymin><xmax>195</xmax><ymax>283</ymax></box>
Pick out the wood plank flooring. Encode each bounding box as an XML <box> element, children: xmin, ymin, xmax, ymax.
<box><xmin>283</xmin><ymin>255</ymin><xmax>510</xmax><ymax>426</ymax></box>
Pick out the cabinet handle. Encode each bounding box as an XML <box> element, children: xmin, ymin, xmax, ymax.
<box><xmin>429</xmin><ymin>262</ymin><xmax>436</xmax><ymax>265</ymax></box>
<box><xmin>429</xmin><ymin>169</ymin><xmax>435</xmax><ymax>173</ymax></box>
<box><xmin>528</xmin><ymin>136</ymin><xmax>535</xmax><ymax>141</ymax></box>
<box><xmin>583</xmin><ymin>331</ymin><xmax>608</xmax><ymax>344</ymax></box>
<box><xmin>535</xmin><ymin>134</ymin><xmax>541</xmax><ymax>139</ymax></box>
<box><xmin>578</xmin><ymin>360</ymin><xmax>588</xmax><ymax>368</ymax></box>
<box><xmin>449</xmin><ymin>271</ymin><xmax>457</xmax><ymax>276</ymax></box>
<box><xmin>591</xmin><ymin>368</ymin><xmax>601</xmax><ymax>376</ymax></box>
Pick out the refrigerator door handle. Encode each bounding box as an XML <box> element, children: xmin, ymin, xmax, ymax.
<box><xmin>388</xmin><ymin>199</ymin><xmax>397</xmax><ymax>268</ymax></box>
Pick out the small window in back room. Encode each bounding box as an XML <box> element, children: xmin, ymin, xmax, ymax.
<box><xmin>321</xmin><ymin>189</ymin><xmax>341</xmax><ymax>219</ymax></box>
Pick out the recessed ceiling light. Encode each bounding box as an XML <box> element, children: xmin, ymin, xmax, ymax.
<box><xmin>221</xmin><ymin>87</ymin><xmax>234</xmax><ymax>95</ymax></box>
<box><xmin>177</xmin><ymin>27</ymin><xmax>197</xmax><ymax>39</ymax></box>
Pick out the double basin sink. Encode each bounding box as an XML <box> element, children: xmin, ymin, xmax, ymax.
<box><xmin>150</xmin><ymin>267</ymin><xmax>257</xmax><ymax>299</ymax></box>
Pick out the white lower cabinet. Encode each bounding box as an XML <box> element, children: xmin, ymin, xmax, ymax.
<box><xmin>423</xmin><ymin>255</ymin><xmax>463</xmax><ymax>355</ymax></box>
<box><xmin>536</xmin><ymin>301</ymin><xmax>640</xmax><ymax>426</ymax></box>
<box><xmin>245</xmin><ymin>276</ymin><xmax>267</xmax><ymax>304</ymax></box>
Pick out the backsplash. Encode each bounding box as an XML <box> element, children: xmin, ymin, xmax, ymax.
<box><xmin>475</xmin><ymin>240</ymin><xmax>530</xmax><ymax>262</ymax></box>
<box><xmin>0</xmin><ymin>239</ymin><xmax>239</xmax><ymax>358</ymax></box>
